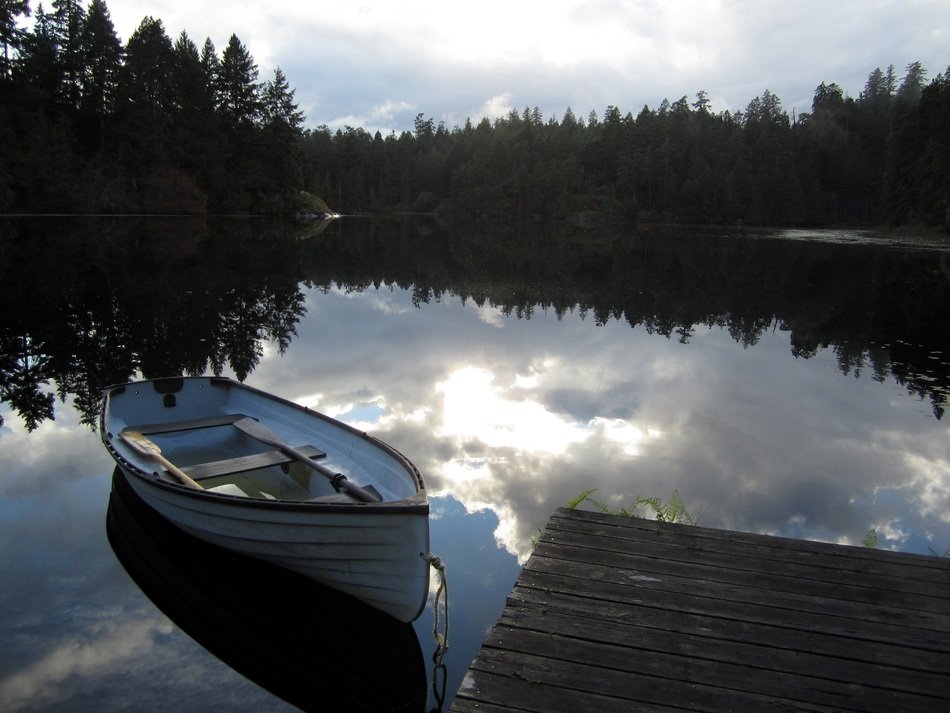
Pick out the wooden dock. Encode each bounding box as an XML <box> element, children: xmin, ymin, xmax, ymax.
<box><xmin>450</xmin><ymin>507</ymin><xmax>950</xmax><ymax>712</ymax></box>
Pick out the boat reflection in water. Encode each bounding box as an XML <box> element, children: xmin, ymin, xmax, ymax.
<box><xmin>107</xmin><ymin>469</ymin><xmax>428</xmax><ymax>712</ymax></box>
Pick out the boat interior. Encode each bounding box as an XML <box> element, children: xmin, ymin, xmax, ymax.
<box><xmin>119</xmin><ymin>413</ymin><xmax>365</xmax><ymax>502</ymax></box>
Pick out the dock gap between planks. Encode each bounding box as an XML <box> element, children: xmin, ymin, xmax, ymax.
<box><xmin>450</xmin><ymin>507</ymin><xmax>950</xmax><ymax>713</ymax></box>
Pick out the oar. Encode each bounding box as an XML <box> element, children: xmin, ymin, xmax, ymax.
<box><xmin>120</xmin><ymin>430</ymin><xmax>204</xmax><ymax>490</ymax></box>
<box><xmin>233</xmin><ymin>417</ymin><xmax>382</xmax><ymax>503</ymax></box>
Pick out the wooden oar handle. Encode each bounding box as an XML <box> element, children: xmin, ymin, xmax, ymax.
<box><xmin>120</xmin><ymin>430</ymin><xmax>204</xmax><ymax>490</ymax></box>
<box><xmin>232</xmin><ymin>417</ymin><xmax>381</xmax><ymax>502</ymax></box>
<box><xmin>284</xmin><ymin>445</ymin><xmax>380</xmax><ymax>502</ymax></box>
<box><xmin>156</xmin><ymin>454</ymin><xmax>204</xmax><ymax>490</ymax></box>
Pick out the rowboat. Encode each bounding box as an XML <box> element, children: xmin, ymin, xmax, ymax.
<box><xmin>100</xmin><ymin>376</ymin><xmax>430</xmax><ymax>623</ymax></box>
<box><xmin>107</xmin><ymin>468</ymin><xmax>427</xmax><ymax>712</ymax></box>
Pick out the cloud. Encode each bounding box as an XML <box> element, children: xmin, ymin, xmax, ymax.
<box><xmin>233</xmin><ymin>286</ymin><xmax>950</xmax><ymax>562</ymax></box>
<box><xmin>0</xmin><ymin>619</ymin><xmax>168</xmax><ymax>711</ymax></box>
<box><xmin>477</xmin><ymin>93</ymin><xmax>516</xmax><ymax>123</ymax></box>
<box><xmin>92</xmin><ymin>1</ymin><xmax>950</xmax><ymax>133</ymax></box>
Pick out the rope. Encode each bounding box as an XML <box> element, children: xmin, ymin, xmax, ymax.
<box><xmin>427</xmin><ymin>555</ymin><xmax>448</xmax><ymax>650</ymax></box>
<box><xmin>423</xmin><ymin>553</ymin><xmax>448</xmax><ymax>712</ymax></box>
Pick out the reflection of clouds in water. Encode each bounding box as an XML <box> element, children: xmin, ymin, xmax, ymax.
<box><xmin>592</xmin><ymin>417</ymin><xmax>662</xmax><ymax>456</ymax></box>
<box><xmin>0</xmin><ymin>618</ymin><xmax>169</xmax><ymax>712</ymax></box>
<box><xmin>904</xmin><ymin>453</ymin><xmax>950</xmax><ymax>522</ymax></box>
<box><xmin>474</xmin><ymin>304</ymin><xmax>507</xmax><ymax>327</ymax></box>
<box><xmin>436</xmin><ymin>366</ymin><xmax>589</xmax><ymax>453</ymax></box>
<box><xmin>356</xmin><ymin>290</ymin><xmax>417</xmax><ymax>316</ymax></box>
<box><xmin>0</xmin><ymin>404</ymin><xmax>109</xmax><ymax>498</ymax></box>
<box><xmin>430</xmin><ymin>364</ymin><xmax>668</xmax><ymax>559</ymax></box>
<box><xmin>248</xmin><ymin>285</ymin><xmax>950</xmax><ymax>559</ymax></box>
<box><xmin>0</xmin><ymin>597</ymin><xmax>280</xmax><ymax>712</ymax></box>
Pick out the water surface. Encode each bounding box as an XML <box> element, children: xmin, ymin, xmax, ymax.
<box><xmin>1</xmin><ymin>217</ymin><xmax>948</xmax><ymax>710</ymax></box>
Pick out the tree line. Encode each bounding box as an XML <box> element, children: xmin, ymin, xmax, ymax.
<box><xmin>302</xmin><ymin>64</ymin><xmax>949</xmax><ymax>229</ymax></box>
<box><xmin>1</xmin><ymin>2</ymin><xmax>948</xmax><ymax>227</ymax></box>
<box><xmin>1</xmin><ymin>0</ymin><xmax>307</xmax><ymax>214</ymax></box>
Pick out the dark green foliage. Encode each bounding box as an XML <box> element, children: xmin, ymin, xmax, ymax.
<box><xmin>567</xmin><ymin>488</ymin><xmax>697</xmax><ymax>524</ymax></box>
<box><xmin>0</xmin><ymin>216</ymin><xmax>311</xmax><ymax>428</ymax></box>
<box><xmin>78</xmin><ymin>0</ymin><xmax>120</xmax><ymax>119</ymax></box>
<box><xmin>0</xmin><ymin>2</ymin><xmax>946</xmax><ymax>226</ymax></box>
<box><xmin>301</xmin><ymin>65</ymin><xmax>948</xmax><ymax>230</ymax></box>
<box><xmin>217</xmin><ymin>33</ymin><xmax>258</xmax><ymax>128</ymax></box>
<box><xmin>883</xmin><ymin>64</ymin><xmax>950</xmax><ymax>226</ymax></box>
<box><xmin>1</xmin><ymin>0</ymin><xmax>304</xmax><ymax>214</ymax></box>
<box><xmin>0</xmin><ymin>0</ymin><xmax>31</xmax><ymax>80</ymax></box>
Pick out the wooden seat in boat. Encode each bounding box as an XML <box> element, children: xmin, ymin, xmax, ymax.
<box><xmin>119</xmin><ymin>414</ymin><xmax>327</xmax><ymax>482</ymax></box>
<box><xmin>182</xmin><ymin>446</ymin><xmax>326</xmax><ymax>482</ymax></box>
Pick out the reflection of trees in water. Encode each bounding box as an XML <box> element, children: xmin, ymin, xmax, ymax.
<box><xmin>2</xmin><ymin>217</ymin><xmax>948</xmax><ymax>430</ymax></box>
<box><xmin>0</xmin><ymin>218</ymin><xmax>308</xmax><ymax>430</ymax></box>
<box><xmin>302</xmin><ymin>219</ymin><xmax>950</xmax><ymax>419</ymax></box>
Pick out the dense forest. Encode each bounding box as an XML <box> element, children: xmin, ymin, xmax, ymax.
<box><xmin>0</xmin><ymin>0</ymin><xmax>310</xmax><ymax>214</ymax></box>
<box><xmin>305</xmin><ymin>66</ymin><xmax>950</xmax><ymax>229</ymax></box>
<box><xmin>1</xmin><ymin>1</ymin><xmax>948</xmax><ymax>227</ymax></box>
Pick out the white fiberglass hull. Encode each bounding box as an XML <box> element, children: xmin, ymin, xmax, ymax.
<box><xmin>101</xmin><ymin>376</ymin><xmax>430</xmax><ymax>623</ymax></box>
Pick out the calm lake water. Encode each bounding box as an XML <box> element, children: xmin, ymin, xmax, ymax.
<box><xmin>1</xmin><ymin>216</ymin><xmax>949</xmax><ymax>711</ymax></box>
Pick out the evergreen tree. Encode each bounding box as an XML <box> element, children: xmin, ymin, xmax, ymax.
<box><xmin>2</xmin><ymin>17</ymin><xmax>947</xmax><ymax>227</ymax></box>
<box><xmin>693</xmin><ymin>90</ymin><xmax>711</xmax><ymax>113</ymax></box>
<box><xmin>0</xmin><ymin>0</ymin><xmax>30</xmax><ymax>82</ymax></box>
<box><xmin>50</xmin><ymin>0</ymin><xmax>84</xmax><ymax>110</ymax></box>
<box><xmin>12</xmin><ymin>4</ymin><xmax>60</xmax><ymax>107</ymax></box>
<box><xmin>859</xmin><ymin>66</ymin><xmax>895</xmax><ymax>108</ymax></box>
<box><xmin>120</xmin><ymin>17</ymin><xmax>173</xmax><ymax>113</ymax></box>
<box><xmin>79</xmin><ymin>0</ymin><xmax>121</xmax><ymax>119</ymax></box>
<box><xmin>170</xmin><ymin>31</ymin><xmax>208</xmax><ymax>115</ymax></box>
<box><xmin>896</xmin><ymin>61</ymin><xmax>927</xmax><ymax>104</ymax></box>
<box><xmin>257</xmin><ymin>66</ymin><xmax>304</xmax><ymax>202</ymax></box>
<box><xmin>168</xmin><ymin>30</ymin><xmax>219</xmax><ymax>199</ymax></box>
<box><xmin>260</xmin><ymin>66</ymin><xmax>303</xmax><ymax>133</ymax></box>
<box><xmin>884</xmin><ymin>63</ymin><xmax>929</xmax><ymax>224</ymax></box>
<box><xmin>218</xmin><ymin>33</ymin><xmax>258</xmax><ymax>128</ymax></box>
<box><xmin>114</xmin><ymin>16</ymin><xmax>175</xmax><ymax>196</ymax></box>
<box><xmin>909</xmin><ymin>67</ymin><xmax>950</xmax><ymax>227</ymax></box>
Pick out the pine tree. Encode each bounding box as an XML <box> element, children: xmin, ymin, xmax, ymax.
<box><xmin>0</xmin><ymin>0</ymin><xmax>31</xmax><ymax>82</ymax></box>
<box><xmin>896</xmin><ymin>61</ymin><xmax>926</xmax><ymax>105</ymax></box>
<box><xmin>121</xmin><ymin>17</ymin><xmax>173</xmax><ymax>112</ymax></box>
<box><xmin>884</xmin><ymin>62</ymin><xmax>930</xmax><ymax>224</ymax></box>
<box><xmin>260</xmin><ymin>66</ymin><xmax>303</xmax><ymax>134</ymax></box>
<box><xmin>218</xmin><ymin>34</ymin><xmax>259</xmax><ymax>128</ymax></box>
<box><xmin>114</xmin><ymin>16</ymin><xmax>174</xmax><ymax>174</ymax></box>
<box><xmin>169</xmin><ymin>30</ymin><xmax>219</xmax><ymax>191</ymax></box>
<box><xmin>257</xmin><ymin>66</ymin><xmax>304</xmax><ymax>201</ymax></box>
<box><xmin>12</xmin><ymin>5</ymin><xmax>59</xmax><ymax>105</ymax></box>
<box><xmin>79</xmin><ymin>0</ymin><xmax>121</xmax><ymax>118</ymax></box>
<box><xmin>50</xmin><ymin>0</ymin><xmax>84</xmax><ymax>110</ymax></box>
<box><xmin>199</xmin><ymin>37</ymin><xmax>219</xmax><ymax>95</ymax></box>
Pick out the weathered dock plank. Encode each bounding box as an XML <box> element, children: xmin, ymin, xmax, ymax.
<box><xmin>451</xmin><ymin>507</ymin><xmax>950</xmax><ymax>713</ymax></box>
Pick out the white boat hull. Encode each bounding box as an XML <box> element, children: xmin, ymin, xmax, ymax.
<box><xmin>101</xmin><ymin>376</ymin><xmax>430</xmax><ymax>623</ymax></box>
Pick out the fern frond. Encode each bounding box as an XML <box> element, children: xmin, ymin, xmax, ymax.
<box><xmin>567</xmin><ymin>488</ymin><xmax>599</xmax><ymax>509</ymax></box>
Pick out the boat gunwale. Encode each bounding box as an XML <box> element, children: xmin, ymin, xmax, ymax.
<box><xmin>117</xmin><ymin>468</ymin><xmax>430</xmax><ymax>514</ymax></box>
<box><xmin>100</xmin><ymin>376</ymin><xmax>428</xmax><ymax>516</ymax></box>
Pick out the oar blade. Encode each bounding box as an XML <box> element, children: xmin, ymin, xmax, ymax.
<box><xmin>233</xmin><ymin>417</ymin><xmax>281</xmax><ymax>446</ymax></box>
<box><xmin>118</xmin><ymin>429</ymin><xmax>203</xmax><ymax>490</ymax></box>
<box><xmin>121</xmin><ymin>430</ymin><xmax>162</xmax><ymax>456</ymax></box>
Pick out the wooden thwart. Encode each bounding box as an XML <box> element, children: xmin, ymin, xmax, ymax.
<box><xmin>123</xmin><ymin>413</ymin><xmax>248</xmax><ymax>435</ymax></box>
<box><xmin>451</xmin><ymin>507</ymin><xmax>950</xmax><ymax>713</ymax></box>
<box><xmin>181</xmin><ymin>445</ymin><xmax>326</xmax><ymax>481</ymax></box>
<box><xmin>120</xmin><ymin>415</ymin><xmax>328</xmax><ymax>482</ymax></box>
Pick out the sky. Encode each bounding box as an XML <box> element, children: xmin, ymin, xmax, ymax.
<box><xmin>78</xmin><ymin>0</ymin><xmax>950</xmax><ymax>134</ymax></box>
